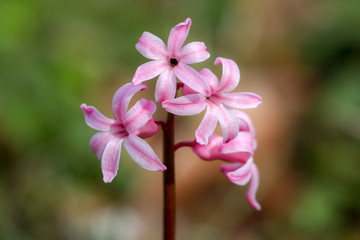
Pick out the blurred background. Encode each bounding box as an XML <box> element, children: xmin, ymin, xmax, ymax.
<box><xmin>0</xmin><ymin>0</ymin><xmax>359</xmax><ymax>239</ymax></box>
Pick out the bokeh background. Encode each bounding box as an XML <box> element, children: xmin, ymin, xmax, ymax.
<box><xmin>1</xmin><ymin>0</ymin><xmax>359</xmax><ymax>239</ymax></box>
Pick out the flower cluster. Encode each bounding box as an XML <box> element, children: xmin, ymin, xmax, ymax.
<box><xmin>81</xmin><ymin>18</ymin><xmax>262</xmax><ymax>210</ymax></box>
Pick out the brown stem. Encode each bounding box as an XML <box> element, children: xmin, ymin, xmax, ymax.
<box><xmin>163</xmin><ymin>112</ymin><xmax>175</xmax><ymax>240</ymax></box>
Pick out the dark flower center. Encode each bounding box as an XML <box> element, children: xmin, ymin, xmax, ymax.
<box><xmin>169</xmin><ymin>58</ymin><xmax>179</xmax><ymax>67</ymax></box>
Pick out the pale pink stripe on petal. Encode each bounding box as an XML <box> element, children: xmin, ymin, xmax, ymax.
<box><xmin>195</xmin><ymin>102</ymin><xmax>218</xmax><ymax>145</ymax></box>
<box><xmin>247</xmin><ymin>164</ymin><xmax>261</xmax><ymax>210</ymax></box>
<box><xmin>199</xmin><ymin>68</ymin><xmax>219</xmax><ymax>95</ymax></box>
<box><xmin>132</xmin><ymin>60</ymin><xmax>168</xmax><ymax>85</ymax></box>
<box><xmin>167</xmin><ymin>18</ymin><xmax>191</xmax><ymax>56</ymax></box>
<box><xmin>101</xmin><ymin>137</ymin><xmax>123</xmax><ymax>183</ymax></box>
<box><xmin>81</xmin><ymin>104</ymin><xmax>113</xmax><ymax>131</ymax></box>
<box><xmin>134</xmin><ymin>118</ymin><xmax>158</xmax><ymax>138</ymax></box>
<box><xmin>124</xmin><ymin>134</ymin><xmax>166</xmax><ymax>171</ymax></box>
<box><xmin>179</xmin><ymin>41</ymin><xmax>210</xmax><ymax>64</ymax></box>
<box><xmin>112</xmin><ymin>83</ymin><xmax>147</xmax><ymax>121</ymax></box>
<box><xmin>123</xmin><ymin>99</ymin><xmax>156</xmax><ymax>133</ymax></box>
<box><xmin>216</xmin><ymin>92</ymin><xmax>262</xmax><ymax>109</ymax></box>
<box><xmin>90</xmin><ymin>132</ymin><xmax>113</xmax><ymax>160</ymax></box>
<box><xmin>174</xmin><ymin>63</ymin><xmax>210</xmax><ymax>95</ymax></box>
<box><xmin>155</xmin><ymin>68</ymin><xmax>177</xmax><ymax>103</ymax></box>
<box><xmin>136</xmin><ymin>31</ymin><xmax>168</xmax><ymax>60</ymax></box>
<box><xmin>162</xmin><ymin>94</ymin><xmax>207</xmax><ymax>115</ymax></box>
<box><xmin>217</xmin><ymin>104</ymin><xmax>239</xmax><ymax>143</ymax></box>
<box><xmin>220</xmin><ymin>132</ymin><xmax>254</xmax><ymax>157</ymax></box>
<box><xmin>214</xmin><ymin>57</ymin><xmax>240</xmax><ymax>93</ymax></box>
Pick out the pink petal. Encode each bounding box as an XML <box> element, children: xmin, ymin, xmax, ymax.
<box><xmin>136</xmin><ymin>31</ymin><xmax>168</xmax><ymax>60</ymax></box>
<box><xmin>234</xmin><ymin>110</ymin><xmax>256</xmax><ymax>135</ymax></box>
<box><xmin>174</xmin><ymin>63</ymin><xmax>210</xmax><ymax>95</ymax></box>
<box><xmin>134</xmin><ymin>117</ymin><xmax>158</xmax><ymax>138</ymax></box>
<box><xmin>132</xmin><ymin>60</ymin><xmax>168</xmax><ymax>85</ymax></box>
<box><xmin>195</xmin><ymin>102</ymin><xmax>218</xmax><ymax>145</ymax></box>
<box><xmin>101</xmin><ymin>137</ymin><xmax>123</xmax><ymax>183</ymax></box>
<box><xmin>199</xmin><ymin>68</ymin><xmax>219</xmax><ymax>95</ymax></box>
<box><xmin>247</xmin><ymin>164</ymin><xmax>261</xmax><ymax>210</ymax></box>
<box><xmin>217</xmin><ymin>104</ymin><xmax>239</xmax><ymax>143</ymax></box>
<box><xmin>221</xmin><ymin>158</ymin><xmax>253</xmax><ymax>185</ymax></box>
<box><xmin>182</xmin><ymin>83</ymin><xmax>199</xmax><ymax>95</ymax></box>
<box><xmin>220</xmin><ymin>132</ymin><xmax>254</xmax><ymax>158</ymax></box>
<box><xmin>167</xmin><ymin>18</ymin><xmax>191</xmax><ymax>56</ymax></box>
<box><xmin>215</xmin><ymin>92</ymin><xmax>262</xmax><ymax>109</ymax></box>
<box><xmin>179</xmin><ymin>41</ymin><xmax>210</xmax><ymax>64</ymax></box>
<box><xmin>123</xmin><ymin>98</ymin><xmax>156</xmax><ymax>133</ymax></box>
<box><xmin>123</xmin><ymin>134</ymin><xmax>166</xmax><ymax>171</ymax></box>
<box><xmin>162</xmin><ymin>94</ymin><xmax>207</xmax><ymax>116</ymax></box>
<box><xmin>155</xmin><ymin>68</ymin><xmax>177</xmax><ymax>103</ymax></box>
<box><xmin>112</xmin><ymin>83</ymin><xmax>147</xmax><ymax>121</ymax></box>
<box><xmin>90</xmin><ymin>132</ymin><xmax>113</xmax><ymax>160</ymax></box>
<box><xmin>214</xmin><ymin>57</ymin><xmax>240</xmax><ymax>93</ymax></box>
<box><xmin>81</xmin><ymin>103</ymin><xmax>113</xmax><ymax>131</ymax></box>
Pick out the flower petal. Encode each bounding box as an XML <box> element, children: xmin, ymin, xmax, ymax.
<box><xmin>214</xmin><ymin>57</ymin><xmax>240</xmax><ymax>93</ymax></box>
<box><xmin>90</xmin><ymin>132</ymin><xmax>113</xmax><ymax>160</ymax></box>
<box><xmin>101</xmin><ymin>137</ymin><xmax>123</xmax><ymax>183</ymax></box>
<box><xmin>81</xmin><ymin>103</ymin><xmax>113</xmax><ymax>131</ymax></box>
<box><xmin>136</xmin><ymin>31</ymin><xmax>168</xmax><ymax>60</ymax></box>
<box><xmin>155</xmin><ymin>68</ymin><xmax>177</xmax><ymax>103</ymax></box>
<box><xmin>221</xmin><ymin>158</ymin><xmax>253</xmax><ymax>185</ymax></box>
<box><xmin>134</xmin><ymin>117</ymin><xmax>158</xmax><ymax>138</ymax></box>
<box><xmin>234</xmin><ymin>110</ymin><xmax>256</xmax><ymax>135</ymax></box>
<box><xmin>199</xmin><ymin>68</ymin><xmax>219</xmax><ymax>95</ymax></box>
<box><xmin>220</xmin><ymin>132</ymin><xmax>254</xmax><ymax>158</ymax></box>
<box><xmin>247</xmin><ymin>164</ymin><xmax>261</xmax><ymax>210</ymax></box>
<box><xmin>123</xmin><ymin>98</ymin><xmax>156</xmax><ymax>133</ymax></box>
<box><xmin>174</xmin><ymin>63</ymin><xmax>210</xmax><ymax>95</ymax></box>
<box><xmin>124</xmin><ymin>134</ymin><xmax>166</xmax><ymax>171</ymax></box>
<box><xmin>179</xmin><ymin>41</ymin><xmax>210</xmax><ymax>64</ymax></box>
<box><xmin>215</xmin><ymin>92</ymin><xmax>262</xmax><ymax>109</ymax></box>
<box><xmin>195</xmin><ymin>102</ymin><xmax>218</xmax><ymax>145</ymax></box>
<box><xmin>167</xmin><ymin>18</ymin><xmax>191</xmax><ymax>56</ymax></box>
<box><xmin>162</xmin><ymin>94</ymin><xmax>206</xmax><ymax>115</ymax></box>
<box><xmin>182</xmin><ymin>83</ymin><xmax>198</xmax><ymax>95</ymax></box>
<box><xmin>132</xmin><ymin>60</ymin><xmax>168</xmax><ymax>85</ymax></box>
<box><xmin>112</xmin><ymin>83</ymin><xmax>147</xmax><ymax>121</ymax></box>
<box><xmin>217</xmin><ymin>104</ymin><xmax>239</xmax><ymax>143</ymax></box>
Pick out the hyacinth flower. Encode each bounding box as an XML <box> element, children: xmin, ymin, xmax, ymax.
<box><xmin>162</xmin><ymin>57</ymin><xmax>262</xmax><ymax>145</ymax></box>
<box><xmin>132</xmin><ymin>18</ymin><xmax>210</xmax><ymax>102</ymax></box>
<box><xmin>81</xmin><ymin>83</ymin><xmax>166</xmax><ymax>183</ymax></box>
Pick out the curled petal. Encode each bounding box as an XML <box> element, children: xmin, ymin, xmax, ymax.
<box><xmin>174</xmin><ymin>63</ymin><xmax>210</xmax><ymax>95</ymax></box>
<box><xmin>123</xmin><ymin>98</ymin><xmax>156</xmax><ymax>133</ymax></box>
<box><xmin>234</xmin><ymin>110</ymin><xmax>256</xmax><ymax>135</ymax></box>
<box><xmin>247</xmin><ymin>164</ymin><xmax>261</xmax><ymax>210</ymax></box>
<box><xmin>195</xmin><ymin>102</ymin><xmax>218</xmax><ymax>145</ymax></box>
<box><xmin>124</xmin><ymin>134</ymin><xmax>166</xmax><ymax>171</ymax></box>
<box><xmin>215</xmin><ymin>92</ymin><xmax>262</xmax><ymax>109</ymax></box>
<box><xmin>90</xmin><ymin>132</ymin><xmax>113</xmax><ymax>160</ymax></box>
<box><xmin>132</xmin><ymin>60</ymin><xmax>168</xmax><ymax>85</ymax></box>
<box><xmin>136</xmin><ymin>31</ymin><xmax>168</xmax><ymax>60</ymax></box>
<box><xmin>101</xmin><ymin>137</ymin><xmax>123</xmax><ymax>183</ymax></box>
<box><xmin>179</xmin><ymin>41</ymin><xmax>210</xmax><ymax>64</ymax></box>
<box><xmin>168</xmin><ymin>18</ymin><xmax>191</xmax><ymax>56</ymax></box>
<box><xmin>81</xmin><ymin>104</ymin><xmax>113</xmax><ymax>131</ymax></box>
<box><xmin>221</xmin><ymin>158</ymin><xmax>253</xmax><ymax>185</ymax></box>
<box><xmin>112</xmin><ymin>83</ymin><xmax>147</xmax><ymax>121</ymax></box>
<box><xmin>162</xmin><ymin>94</ymin><xmax>207</xmax><ymax>116</ymax></box>
<box><xmin>217</xmin><ymin>105</ymin><xmax>239</xmax><ymax>143</ymax></box>
<box><xmin>134</xmin><ymin>118</ymin><xmax>158</xmax><ymax>138</ymax></box>
<box><xmin>214</xmin><ymin>57</ymin><xmax>240</xmax><ymax>93</ymax></box>
<box><xmin>199</xmin><ymin>68</ymin><xmax>219</xmax><ymax>95</ymax></box>
<box><xmin>155</xmin><ymin>68</ymin><xmax>177</xmax><ymax>103</ymax></box>
<box><xmin>220</xmin><ymin>132</ymin><xmax>254</xmax><ymax>159</ymax></box>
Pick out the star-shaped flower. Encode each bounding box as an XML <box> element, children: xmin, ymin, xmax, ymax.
<box><xmin>81</xmin><ymin>83</ymin><xmax>166</xmax><ymax>183</ymax></box>
<box><xmin>162</xmin><ymin>57</ymin><xmax>262</xmax><ymax>145</ymax></box>
<box><xmin>132</xmin><ymin>18</ymin><xmax>210</xmax><ymax>102</ymax></box>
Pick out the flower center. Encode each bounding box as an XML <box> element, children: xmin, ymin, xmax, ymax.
<box><xmin>110</xmin><ymin>121</ymin><xmax>128</xmax><ymax>138</ymax></box>
<box><xmin>169</xmin><ymin>57</ymin><xmax>179</xmax><ymax>67</ymax></box>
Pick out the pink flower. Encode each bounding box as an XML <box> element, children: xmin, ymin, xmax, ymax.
<box><xmin>132</xmin><ymin>18</ymin><xmax>210</xmax><ymax>103</ymax></box>
<box><xmin>81</xmin><ymin>83</ymin><xmax>166</xmax><ymax>183</ymax></box>
<box><xmin>162</xmin><ymin>57</ymin><xmax>262</xmax><ymax>145</ymax></box>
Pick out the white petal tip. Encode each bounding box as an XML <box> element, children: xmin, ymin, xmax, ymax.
<box><xmin>103</xmin><ymin>171</ymin><xmax>116</xmax><ymax>183</ymax></box>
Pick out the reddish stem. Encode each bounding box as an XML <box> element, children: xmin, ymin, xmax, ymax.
<box><xmin>174</xmin><ymin>140</ymin><xmax>196</xmax><ymax>151</ymax></box>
